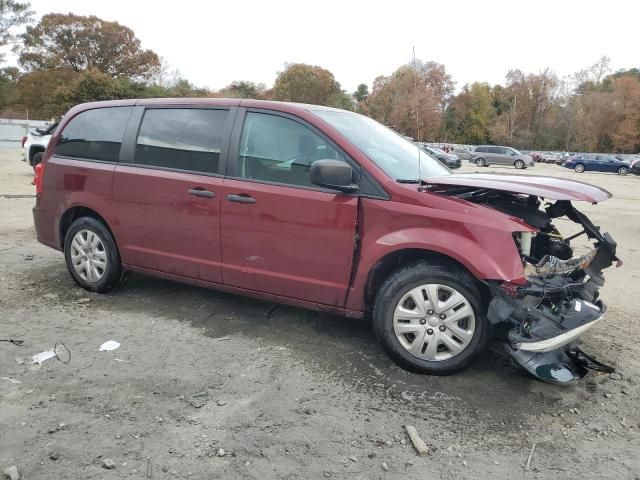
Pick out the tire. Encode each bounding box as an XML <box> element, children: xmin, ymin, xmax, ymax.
<box><xmin>574</xmin><ymin>164</ymin><xmax>585</xmax><ymax>173</ymax></box>
<box><xmin>31</xmin><ymin>151</ymin><xmax>43</xmax><ymax>167</ymax></box>
<box><xmin>617</xmin><ymin>166</ymin><xmax>628</xmax><ymax>176</ymax></box>
<box><xmin>372</xmin><ymin>260</ymin><xmax>489</xmax><ymax>375</ymax></box>
<box><xmin>475</xmin><ymin>158</ymin><xmax>486</xmax><ymax>167</ymax></box>
<box><xmin>64</xmin><ymin>217</ymin><xmax>123</xmax><ymax>293</ymax></box>
<box><xmin>514</xmin><ymin>159</ymin><xmax>525</xmax><ymax>169</ymax></box>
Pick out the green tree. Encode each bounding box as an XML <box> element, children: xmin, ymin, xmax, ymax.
<box><xmin>0</xmin><ymin>0</ymin><xmax>32</xmax><ymax>56</ymax></box>
<box><xmin>19</xmin><ymin>13</ymin><xmax>160</xmax><ymax>79</ymax></box>
<box><xmin>218</xmin><ymin>80</ymin><xmax>266</xmax><ymax>99</ymax></box>
<box><xmin>353</xmin><ymin>83</ymin><xmax>369</xmax><ymax>102</ymax></box>
<box><xmin>273</xmin><ymin>63</ymin><xmax>342</xmax><ymax>105</ymax></box>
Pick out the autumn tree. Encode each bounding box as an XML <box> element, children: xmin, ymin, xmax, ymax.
<box><xmin>365</xmin><ymin>60</ymin><xmax>453</xmax><ymax>141</ymax></box>
<box><xmin>273</xmin><ymin>63</ymin><xmax>342</xmax><ymax>105</ymax></box>
<box><xmin>19</xmin><ymin>13</ymin><xmax>160</xmax><ymax>79</ymax></box>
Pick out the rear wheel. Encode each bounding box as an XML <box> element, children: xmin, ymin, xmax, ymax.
<box><xmin>64</xmin><ymin>217</ymin><xmax>123</xmax><ymax>293</ymax></box>
<box><xmin>475</xmin><ymin>158</ymin><xmax>486</xmax><ymax>167</ymax></box>
<box><xmin>514</xmin><ymin>159</ymin><xmax>525</xmax><ymax>169</ymax></box>
<box><xmin>372</xmin><ymin>261</ymin><xmax>489</xmax><ymax>375</ymax></box>
<box><xmin>617</xmin><ymin>166</ymin><xmax>628</xmax><ymax>176</ymax></box>
<box><xmin>574</xmin><ymin>164</ymin><xmax>585</xmax><ymax>173</ymax></box>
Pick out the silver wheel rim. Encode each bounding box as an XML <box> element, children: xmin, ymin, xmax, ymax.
<box><xmin>515</xmin><ymin>160</ymin><xmax>524</xmax><ymax>168</ymax></box>
<box><xmin>476</xmin><ymin>159</ymin><xmax>483</xmax><ymax>166</ymax></box>
<box><xmin>576</xmin><ymin>165</ymin><xmax>584</xmax><ymax>172</ymax></box>
<box><xmin>70</xmin><ymin>229</ymin><xmax>107</xmax><ymax>283</ymax></box>
<box><xmin>620</xmin><ymin>168</ymin><xmax>627</xmax><ymax>175</ymax></box>
<box><xmin>393</xmin><ymin>284</ymin><xmax>476</xmax><ymax>362</ymax></box>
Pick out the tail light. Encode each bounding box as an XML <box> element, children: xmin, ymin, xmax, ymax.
<box><xmin>21</xmin><ymin>136</ymin><xmax>27</xmax><ymax>147</ymax></box>
<box><xmin>34</xmin><ymin>162</ymin><xmax>44</xmax><ymax>194</ymax></box>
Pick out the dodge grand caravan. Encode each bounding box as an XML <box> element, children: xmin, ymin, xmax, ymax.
<box><xmin>33</xmin><ymin>98</ymin><xmax>619</xmax><ymax>384</ymax></box>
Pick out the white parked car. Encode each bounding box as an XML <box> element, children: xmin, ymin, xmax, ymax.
<box><xmin>22</xmin><ymin>122</ymin><xmax>58</xmax><ymax>167</ymax></box>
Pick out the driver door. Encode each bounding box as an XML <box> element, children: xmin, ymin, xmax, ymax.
<box><xmin>220</xmin><ymin>110</ymin><xmax>358</xmax><ymax>307</ymax></box>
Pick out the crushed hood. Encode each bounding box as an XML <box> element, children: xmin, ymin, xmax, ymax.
<box><xmin>423</xmin><ymin>173</ymin><xmax>611</xmax><ymax>202</ymax></box>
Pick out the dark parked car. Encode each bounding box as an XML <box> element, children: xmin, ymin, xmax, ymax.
<box><xmin>563</xmin><ymin>154</ymin><xmax>631</xmax><ymax>175</ymax></box>
<box><xmin>419</xmin><ymin>146</ymin><xmax>461</xmax><ymax>169</ymax></box>
<box><xmin>630</xmin><ymin>158</ymin><xmax>640</xmax><ymax>176</ymax></box>
<box><xmin>33</xmin><ymin>98</ymin><xmax>619</xmax><ymax>384</ymax></box>
<box><xmin>470</xmin><ymin>146</ymin><xmax>534</xmax><ymax>168</ymax></box>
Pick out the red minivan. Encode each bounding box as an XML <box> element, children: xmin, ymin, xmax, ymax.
<box><xmin>33</xmin><ymin>98</ymin><xmax>618</xmax><ymax>384</ymax></box>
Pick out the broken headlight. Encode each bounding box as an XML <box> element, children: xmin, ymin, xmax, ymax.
<box><xmin>534</xmin><ymin>249</ymin><xmax>598</xmax><ymax>276</ymax></box>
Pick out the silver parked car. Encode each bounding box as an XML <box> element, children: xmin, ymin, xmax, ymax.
<box><xmin>471</xmin><ymin>146</ymin><xmax>535</xmax><ymax>169</ymax></box>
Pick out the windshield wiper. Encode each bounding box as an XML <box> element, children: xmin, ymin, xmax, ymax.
<box><xmin>396</xmin><ymin>179</ymin><xmax>420</xmax><ymax>184</ymax></box>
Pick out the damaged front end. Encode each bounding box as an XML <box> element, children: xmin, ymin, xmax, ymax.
<box><xmin>446</xmin><ymin>186</ymin><xmax>619</xmax><ymax>384</ymax></box>
<box><xmin>491</xmin><ymin>199</ymin><xmax>618</xmax><ymax>384</ymax></box>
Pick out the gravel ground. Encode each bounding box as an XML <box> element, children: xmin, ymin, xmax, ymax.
<box><xmin>1</xmin><ymin>151</ymin><xmax>639</xmax><ymax>479</ymax></box>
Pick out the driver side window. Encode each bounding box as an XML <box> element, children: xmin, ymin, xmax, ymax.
<box><xmin>238</xmin><ymin>112</ymin><xmax>346</xmax><ymax>187</ymax></box>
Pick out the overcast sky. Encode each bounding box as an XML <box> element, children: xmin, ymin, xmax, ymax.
<box><xmin>21</xmin><ymin>0</ymin><xmax>640</xmax><ymax>92</ymax></box>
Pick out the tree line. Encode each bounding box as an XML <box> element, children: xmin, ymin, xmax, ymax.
<box><xmin>1</xmin><ymin>4</ymin><xmax>638</xmax><ymax>153</ymax></box>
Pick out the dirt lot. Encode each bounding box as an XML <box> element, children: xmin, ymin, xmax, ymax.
<box><xmin>1</xmin><ymin>151</ymin><xmax>639</xmax><ymax>479</ymax></box>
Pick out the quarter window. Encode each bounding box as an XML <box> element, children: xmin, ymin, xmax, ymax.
<box><xmin>55</xmin><ymin>107</ymin><xmax>133</xmax><ymax>162</ymax></box>
<box><xmin>238</xmin><ymin>112</ymin><xmax>347</xmax><ymax>187</ymax></box>
<box><xmin>134</xmin><ymin>108</ymin><xmax>229</xmax><ymax>174</ymax></box>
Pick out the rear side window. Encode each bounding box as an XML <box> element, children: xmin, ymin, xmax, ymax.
<box><xmin>55</xmin><ymin>107</ymin><xmax>132</xmax><ymax>161</ymax></box>
<box><xmin>475</xmin><ymin>146</ymin><xmax>486</xmax><ymax>152</ymax></box>
<box><xmin>134</xmin><ymin>108</ymin><xmax>229</xmax><ymax>174</ymax></box>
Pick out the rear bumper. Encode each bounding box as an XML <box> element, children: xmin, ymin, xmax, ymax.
<box><xmin>33</xmin><ymin>200</ymin><xmax>60</xmax><ymax>251</ymax></box>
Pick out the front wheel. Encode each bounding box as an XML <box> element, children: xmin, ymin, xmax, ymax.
<box><xmin>574</xmin><ymin>164</ymin><xmax>585</xmax><ymax>173</ymax></box>
<box><xmin>372</xmin><ymin>261</ymin><xmax>489</xmax><ymax>375</ymax></box>
<box><xmin>64</xmin><ymin>217</ymin><xmax>123</xmax><ymax>293</ymax></box>
<box><xmin>618</xmin><ymin>166</ymin><xmax>628</xmax><ymax>176</ymax></box>
<box><xmin>475</xmin><ymin>158</ymin><xmax>486</xmax><ymax>167</ymax></box>
<box><xmin>514</xmin><ymin>159</ymin><xmax>525</xmax><ymax>169</ymax></box>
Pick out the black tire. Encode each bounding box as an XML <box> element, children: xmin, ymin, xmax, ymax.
<box><xmin>514</xmin><ymin>159</ymin><xmax>525</xmax><ymax>169</ymax></box>
<box><xmin>475</xmin><ymin>158</ymin><xmax>486</xmax><ymax>167</ymax></box>
<box><xmin>31</xmin><ymin>151</ymin><xmax>43</xmax><ymax>167</ymax></box>
<box><xmin>617</xmin><ymin>166</ymin><xmax>628</xmax><ymax>176</ymax></box>
<box><xmin>372</xmin><ymin>260</ymin><xmax>489</xmax><ymax>375</ymax></box>
<box><xmin>63</xmin><ymin>216</ymin><xmax>123</xmax><ymax>293</ymax></box>
<box><xmin>574</xmin><ymin>164</ymin><xmax>585</xmax><ymax>173</ymax></box>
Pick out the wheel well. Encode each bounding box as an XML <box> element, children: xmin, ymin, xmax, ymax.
<box><xmin>59</xmin><ymin>207</ymin><xmax>117</xmax><ymax>251</ymax></box>
<box><xmin>364</xmin><ymin>249</ymin><xmax>489</xmax><ymax>313</ymax></box>
<box><xmin>29</xmin><ymin>145</ymin><xmax>45</xmax><ymax>160</ymax></box>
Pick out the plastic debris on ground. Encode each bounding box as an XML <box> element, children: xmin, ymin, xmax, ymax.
<box><xmin>187</xmin><ymin>392</ymin><xmax>209</xmax><ymax>408</ymax></box>
<box><xmin>32</xmin><ymin>350</ymin><xmax>56</xmax><ymax>364</ymax></box>
<box><xmin>99</xmin><ymin>340</ymin><xmax>120</xmax><ymax>352</ymax></box>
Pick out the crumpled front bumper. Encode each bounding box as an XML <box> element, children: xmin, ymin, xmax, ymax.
<box><xmin>488</xmin><ymin>230</ymin><xmax>618</xmax><ymax>385</ymax></box>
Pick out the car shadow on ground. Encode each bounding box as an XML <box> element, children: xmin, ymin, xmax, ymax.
<box><xmin>22</xmin><ymin>261</ymin><xmax>568</xmax><ymax>424</ymax></box>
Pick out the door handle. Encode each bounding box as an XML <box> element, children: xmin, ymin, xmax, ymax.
<box><xmin>188</xmin><ymin>188</ymin><xmax>215</xmax><ymax>198</ymax></box>
<box><xmin>226</xmin><ymin>194</ymin><xmax>256</xmax><ymax>204</ymax></box>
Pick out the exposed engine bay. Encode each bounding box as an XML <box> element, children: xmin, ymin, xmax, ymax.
<box><xmin>436</xmin><ymin>186</ymin><xmax>619</xmax><ymax>384</ymax></box>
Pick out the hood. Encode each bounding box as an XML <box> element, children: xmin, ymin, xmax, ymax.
<box><xmin>423</xmin><ymin>173</ymin><xmax>611</xmax><ymax>202</ymax></box>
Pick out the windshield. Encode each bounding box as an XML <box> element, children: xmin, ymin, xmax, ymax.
<box><xmin>312</xmin><ymin>109</ymin><xmax>450</xmax><ymax>181</ymax></box>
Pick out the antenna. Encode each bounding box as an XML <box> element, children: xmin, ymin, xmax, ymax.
<box><xmin>413</xmin><ymin>46</ymin><xmax>423</xmax><ymax>189</ymax></box>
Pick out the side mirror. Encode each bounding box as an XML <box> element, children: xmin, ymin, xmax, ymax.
<box><xmin>509</xmin><ymin>151</ymin><xmax>516</xmax><ymax>156</ymax></box>
<box><xmin>310</xmin><ymin>159</ymin><xmax>358</xmax><ymax>193</ymax></box>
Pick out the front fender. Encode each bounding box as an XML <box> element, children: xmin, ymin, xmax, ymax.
<box><xmin>346</xmin><ymin>197</ymin><xmax>530</xmax><ymax>313</ymax></box>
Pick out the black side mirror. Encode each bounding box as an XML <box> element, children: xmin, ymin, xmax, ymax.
<box><xmin>310</xmin><ymin>159</ymin><xmax>358</xmax><ymax>193</ymax></box>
